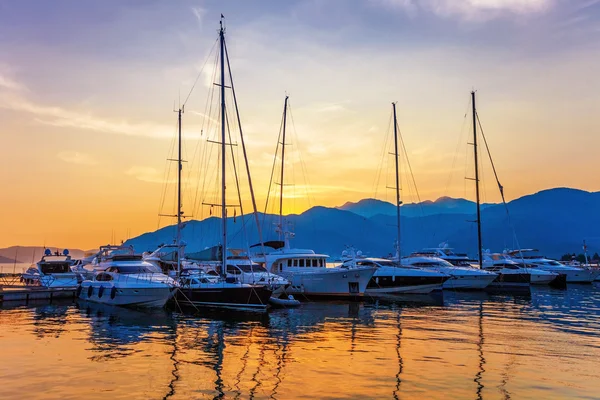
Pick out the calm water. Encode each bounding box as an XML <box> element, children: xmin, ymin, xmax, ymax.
<box><xmin>1</xmin><ymin>284</ymin><xmax>599</xmax><ymax>399</ymax></box>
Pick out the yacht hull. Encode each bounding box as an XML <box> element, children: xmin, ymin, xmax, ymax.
<box><xmin>79</xmin><ymin>284</ymin><xmax>174</xmax><ymax>308</ymax></box>
<box><xmin>279</xmin><ymin>267</ymin><xmax>375</xmax><ymax>299</ymax></box>
<box><xmin>443</xmin><ymin>274</ymin><xmax>497</xmax><ymax>290</ymax></box>
<box><xmin>175</xmin><ymin>285</ymin><xmax>273</xmax><ymax>310</ymax></box>
<box><xmin>366</xmin><ymin>275</ymin><xmax>447</xmax><ymax>294</ymax></box>
<box><xmin>487</xmin><ymin>272</ymin><xmax>530</xmax><ymax>289</ymax></box>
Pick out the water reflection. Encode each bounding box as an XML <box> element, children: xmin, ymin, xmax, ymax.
<box><xmin>0</xmin><ymin>286</ymin><xmax>599</xmax><ymax>399</ymax></box>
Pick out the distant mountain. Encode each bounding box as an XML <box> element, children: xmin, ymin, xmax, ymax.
<box><xmin>0</xmin><ymin>246</ymin><xmax>86</xmax><ymax>263</ymax></box>
<box><xmin>338</xmin><ymin>196</ymin><xmax>493</xmax><ymax>218</ymax></box>
<box><xmin>0</xmin><ymin>255</ymin><xmax>18</xmax><ymax>263</ymax></box>
<box><xmin>125</xmin><ymin>187</ymin><xmax>600</xmax><ymax>260</ymax></box>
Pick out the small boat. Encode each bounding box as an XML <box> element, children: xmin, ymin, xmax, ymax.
<box><xmin>269</xmin><ymin>295</ymin><xmax>301</xmax><ymax>308</ymax></box>
<box><xmin>402</xmin><ymin>254</ymin><xmax>497</xmax><ymax>290</ymax></box>
<box><xmin>78</xmin><ymin>253</ymin><xmax>177</xmax><ymax>308</ymax></box>
<box><xmin>22</xmin><ymin>249</ymin><xmax>79</xmax><ymax>288</ymax></box>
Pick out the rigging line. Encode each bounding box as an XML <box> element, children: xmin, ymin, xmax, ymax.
<box><xmin>224</xmin><ymin>38</ymin><xmax>267</xmax><ymax>258</ymax></box>
<box><xmin>157</xmin><ymin>120</ymin><xmax>180</xmax><ymax>229</ymax></box>
<box><xmin>182</xmin><ymin>38</ymin><xmax>219</xmax><ymax>107</ymax></box>
<box><xmin>373</xmin><ymin>110</ymin><xmax>393</xmax><ymax>201</ymax></box>
<box><xmin>476</xmin><ymin>112</ymin><xmax>524</xmax><ymax>258</ymax></box>
<box><xmin>397</xmin><ymin>119</ymin><xmax>422</xmax><ymax>206</ymax></box>
<box><xmin>192</xmin><ymin>47</ymin><xmax>220</xmax><ymax>216</ymax></box>
<box><xmin>287</xmin><ymin>101</ymin><xmax>315</xmax><ymax>210</ymax></box>
<box><xmin>262</xmin><ymin>100</ymin><xmax>286</xmax><ymax>232</ymax></box>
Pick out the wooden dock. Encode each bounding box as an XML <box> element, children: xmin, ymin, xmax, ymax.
<box><xmin>0</xmin><ymin>286</ymin><xmax>77</xmax><ymax>303</ymax></box>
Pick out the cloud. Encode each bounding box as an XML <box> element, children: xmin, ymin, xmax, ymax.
<box><xmin>57</xmin><ymin>151</ymin><xmax>98</xmax><ymax>166</ymax></box>
<box><xmin>191</xmin><ymin>6</ymin><xmax>206</xmax><ymax>27</ymax></box>
<box><xmin>0</xmin><ymin>71</ymin><xmax>26</xmax><ymax>91</ymax></box>
<box><xmin>375</xmin><ymin>0</ymin><xmax>554</xmax><ymax>21</ymax></box>
<box><xmin>126</xmin><ymin>166</ymin><xmax>172</xmax><ymax>183</ymax></box>
<box><xmin>0</xmin><ymin>91</ymin><xmax>199</xmax><ymax>139</ymax></box>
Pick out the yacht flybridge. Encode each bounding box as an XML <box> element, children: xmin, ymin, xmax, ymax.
<box><xmin>22</xmin><ymin>249</ymin><xmax>79</xmax><ymax>288</ymax></box>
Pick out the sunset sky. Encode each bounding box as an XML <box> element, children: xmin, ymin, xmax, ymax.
<box><xmin>1</xmin><ymin>0</ymin><xmax>599</xmax><ymax>249</ymax></box>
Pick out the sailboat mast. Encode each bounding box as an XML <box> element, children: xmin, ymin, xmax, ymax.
<box><xmin>219</xmin><ymin>20</ymin><xmax>227</xmax><ymax>278</ymax></box>
<box><xmin>176</xmin><ymin>107</ymin><xmax>183</xmax><ymax>276</ymax></box>
<box><xmin>392</xmin><ymin>102</ymin><xmax>401</xmax><ymax>260</ymax></box>
<box><xmin>279</xmin><ymin>96</ymin><xmax>289</xmax><ymax>234</ymax></box>
<box><xmin>472</xmin><ymin>91</ymin><xmax>483</xmax><ymax>268</ymax></box>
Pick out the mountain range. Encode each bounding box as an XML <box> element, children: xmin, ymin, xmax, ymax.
<box><xmin>122</xmin><ymin>187</ymin><xmax>600</xmax><ymax>260</ymax></box>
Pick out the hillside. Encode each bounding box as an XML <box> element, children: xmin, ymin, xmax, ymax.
<box><xmin>125</xmin><ymin>188</ymin><xmax>600</xmax><ymax>260</ymax></box>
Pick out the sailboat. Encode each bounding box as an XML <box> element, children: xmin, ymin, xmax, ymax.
<box><xmin>251</xmin><ymin>95</ymin><xmax>376</xmax><ymax>299</ymax></box>
<box><xmin>342</xmin><ymin>103</ymin><xmax>450</xmax><ymax>294</ymax></box>
<box><xmin>170</xmin><ymin>19</ymin><xmax>273</xmax><ymax>311</ymax></box>
<box><xmin>466</xmin><ymin>91</ymin><xmax>560</xmax><ymax>289</ymax></box>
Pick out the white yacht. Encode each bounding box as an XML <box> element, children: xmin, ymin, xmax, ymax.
<box><xmin>482</xmin><ymin>252</ymin><xmax>560</xmax><ymax>288</ymax></box>
<box><xmin>402</xmin><ymin>254</ymin><xmax>497</xmax><ymax>290</ymax></box>
<box><xmin>251</xmin><ymin>231</ymin><xmax>376</xmax><ymax>299</ymax></box>
<box><xmin>415</xmin><ymin>243</ymin><xmax>476</xmax><ymax>267</ymax></box>
<box><xmin>78</xmin><ymin>253</ymin><xmax>177</xmax><ymax>308</ymax></box>
<box><xmin>22</xmin><ymin>249</ymin><xmax>79</xmax><ymax>288</ymax></box>
<box><xmin>340</xmin><ymin>249</ymin><xmax>449</xmax><ymax>294</ymax></box>
<box><xmin>507</xmin><ymin>249</ymin><xmax>596</xmax><ymax>283</ymax></box>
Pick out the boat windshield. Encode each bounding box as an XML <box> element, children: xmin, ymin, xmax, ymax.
<box><xmin>106</xmin><ymin>266</ymin><xmax>155</xmax><ymax>274</ymax></box>
<box><xmin>237</xmin><ymin>264</ymin><xmax>268</xmax><ymax>273</ymax></box>
<box><xmin>40</xmin><ymin>263</ymin><xmax>71</xmax><ymax>274</ymax></box>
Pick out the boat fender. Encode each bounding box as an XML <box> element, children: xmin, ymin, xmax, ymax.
<box><xmin>76</xmin><ymin>285</ymin><xmax>82</xmax><ymax>297</ymax></box>
<box><xmin>87</xmin><ymin>286</ymin><xmax>93</xmax><ymax>298</ymax></box>
<box><xmin>98</xmin><ymin>286</ymin><xmax>104</xmax><ymax>298</ymax></box>
<box><xmin>110</xmin><ymin>286</ymin><xmax>117</xmax><ymax>299</ymax></box>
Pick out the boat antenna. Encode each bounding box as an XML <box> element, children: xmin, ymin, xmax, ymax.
<box><xmin>392</xmin><ymin>102</ymin><xmax>401</xmax><ymax>261</ymax></box>
<box><xmin>219</xmin><ymin>17</ymin><xmax>227</xmax><ymax>278</ymax></box>
<box><xmin>279</xmin><ymin>96</ymin><xmax>289</xmax><ymax>240</ymax></box>
<box><xmin>472</xmin><ymin>91</ymin><xmax>483</xmax><ymax>268</ymax></box>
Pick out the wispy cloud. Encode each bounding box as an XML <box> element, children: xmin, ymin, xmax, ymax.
<box><xmin>57</xmin><ymin>151</ymin><xmax>98</xmax><ymax>166</ymax></box>
<box><xmin>0</xmin><ymin>71</ymin><xmax>26</xmax><ymax>91</ymax></box>
<box><xmin>126</xmin><ymin>166</ymin><xmax>172</xmax><ymax>183</ymax></box>
<box><xmin>0</xmin><ymin>91</ymin><xmax>193</xmax><ymax>139</ymax></box>
<box><xmin>375</xmin><ymin>0</ymin><xmax>554</xmax><ymax>21</ymax></box>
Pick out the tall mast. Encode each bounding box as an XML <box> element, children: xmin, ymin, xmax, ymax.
<box><xmin>392</xmin><ymin>102</ymin><xmax>401</xmax><ymax>260</ymax></box>
<box><xmin>279</xmin><ymin>96</ymin><xmax>289</xmax><ymax>235</ymax></box>
<box><xmin>472</xmin><ymin>91</ymin><xmax>483</xmax><ymax>268</ymax></box>
<box><xmin>219</xmin><ymin>19</ymin><xmax>227</xmax><ymax>278</ymax></box>
<box><xmin>176</xmin><ymin>107</ymin><xmax>183</xmax><ymax>276</ymax></box>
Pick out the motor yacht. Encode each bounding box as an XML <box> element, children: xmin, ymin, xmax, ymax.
<box><xmin>22</xmin><ymin>249</ymin><xmax>79</xmax><ymax>288</ymax></box>
<box><xmin>482</xmin><ymin>252</ymin><xmax>561</xmax><ymax>288</ymax></box>
<box><xmin>78</xmin><ymin>253</ymin><xmax>177</xmax><ymax>308</ymax></box>
<box><xmin>340</xmin><ymin>249</ymin><xmax>449</xmax><ymax>294</ymax></box>
<box><xmin>507</xmin><ymin>249</ymin><xmax>596</xmax><ymax>283</ymax></box>
<box><xmin>251</xmin><ymin>231</ymin><xmax>376</xmax><ymax>299</ymax></box>
<box><xmin>402</xmin><ymin>254</ymin><xmax>497</xmax><ymax>290</ymax></box>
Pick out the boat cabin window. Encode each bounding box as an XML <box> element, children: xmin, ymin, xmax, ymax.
<box><xmin>96</xmin><ymin>273</ymin><xmax>113</xmax><ymax>282</ymax></box>
<box><xmin>311</xmin><ymin>259</ymin><xmax>318</xmax><ymax>267</ymax></box>
<box><xmin>106</xmin><ymin>266</ymin><xmax>153</xmax><ymax>274</ymax></box>
<box><xmin>299</xmin><ymin>259</ymin><xmax>305</xmax><ymax>267</ymax></box>
<box><xmin>226</xmin><ymin>265</ymin><xmax>241</xmax><ymax>275</ymax></box>
<box><xmin>357</xmin><ymin>261</ymin><xmax>374</xmax><ymax>267</ymax></box>
<box><xmin>237</xmin><ymin>264</ymin><xmax>268</xmax><ymax>273</ymax></box>
<box><xmin>287</xmin><ymin>259</ymin><xmax>292</xmax><ymax>266</ymax></box>
<box><xmin>40</xmin><ymin>263</ymin><xmax>71</xmax><ymax>274</ymax></box>
<box><xmin>293</xmin><ymin>259</ymin><xmax>298</xmax><ymax>267</ymax></box>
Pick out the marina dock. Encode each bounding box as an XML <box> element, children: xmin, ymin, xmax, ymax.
<box><xmin>0</xmin><ymin>284</ymin><xmax>77</xmax><ymax>303</ymax></box>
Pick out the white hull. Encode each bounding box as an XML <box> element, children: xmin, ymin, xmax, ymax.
<box><xmin>366</xmin><ymin>283</ymin><xmax>442</xmax><ymax>295</ymax></box>
<box><xmin>530</xmin><ymin>272</ymin><xmax>558</xmax><ymax>285</ymax></box>
<box><xmin>527</xmin><ymin>266</ymin><xmax>595</xmax><ymax>283</ymax></box>
<box><xmin>79</xmin><ymin>284</ymin><xmax>174</xmax><ymax>308</ymax></box>
<box><xmin>22</xmin><ymin>274</ymin><xmax>79</xmax><ymax>288</ymax></box>
<box><xmin>279</xmin><ymin>267</ymin><xmax>374</xmax><ymax>297</ymax></box>
<box><xmin>443</xmin><ymin>275</ymin><xmax>497</xmax><ymax>290</ymax></box>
